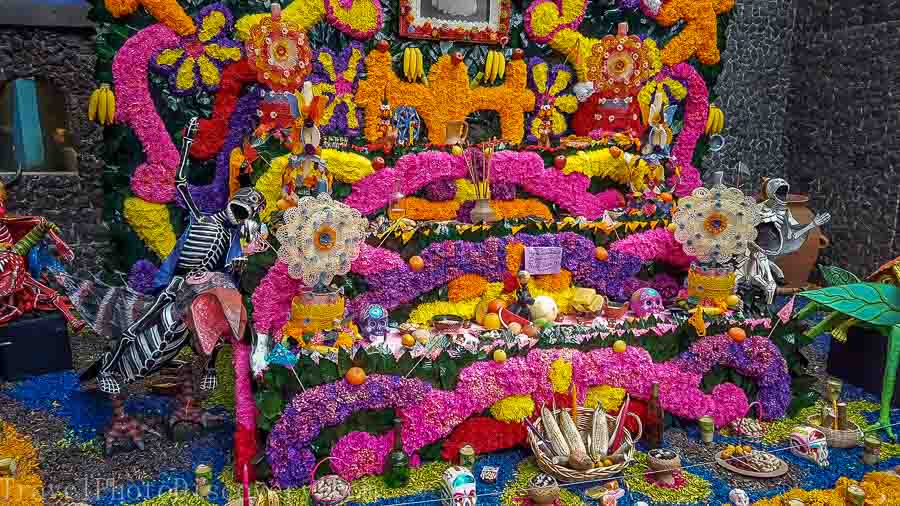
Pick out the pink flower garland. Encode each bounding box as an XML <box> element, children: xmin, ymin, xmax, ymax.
<box><xmin>250</xmin><ymin>260</ymin><xmax>306</xmax><ymax>337</ymax></box>
<box><xmin>660</xmin><ymin>64</ymin><xmax>707</xmax><ymax>196</ymax></box>
<box><xmin>113</xmin><ymin>24</ymin><xmax>182</xmax><ymax>204</ymax></box>
<box><xmin>251</xmin><ymin>245</ymin><xmax>403</xmax><ymax>336</ymax></box>
<box><xmin>609</xmin><ymin>227</ymin><xmax>694</xmax><ymax>269</ymax></box>
<box><xmin>344</xmin><ymin>150</ymin><xmax>623</xmax><ymax>220</ymax></box>
<box><xmin>325</xmin><ymin>346</ymin><xmax>753</xmax><ymax>475</ymax></box>
<box><xmin>351</xmin><ymin>243</ymin><xmax>407</xmax><ymax>276</ymax></box>
<box><xmin>330</xmin><ymin>431</ymin><xmax>421</xmax><ymax>481</ymax></box>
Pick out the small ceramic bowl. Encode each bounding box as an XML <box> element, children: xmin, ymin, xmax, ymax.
<box><xmin>603</xmin><ymin>302</ymin><xmax>628</xmax><ymax>319</ymax></box>
<box><xmin>432</xmin><ymin>315</ymin><xmax>464</xmax><ymax>333</ymax></box>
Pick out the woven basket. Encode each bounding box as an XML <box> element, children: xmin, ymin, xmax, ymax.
<box><xmin>529</xmin><ymin>407</ymin><xmax>641</xmax><ymax>482</ymax></box>
<box><xmin>807</xmin><ymin>415</ymin><xmax>863</xmax><ymax>448</ymax></box>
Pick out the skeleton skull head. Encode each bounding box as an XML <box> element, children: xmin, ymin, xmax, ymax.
<box><xmin>226</xmin><ymin>187</ymin><xmax>267</xmax><ymax>226</ymax></box>
<box><xmin>441</xmin><ymin>466</ymin><xmax>476</xmax><ymax>506</ymax></box>
<box><xmin>728</xmin><ymin>489</ymin><xmax>749</xmax><ymax>506</ymax></box>
<box><xmin>629</xmin><ymin>287</ymin><xmax>664</xmax><ymax>317</ymax></box>
<box><xmin>360</xmin><ymin>304</ymin><xmax>388</xmax><ymax>339</ymax></box>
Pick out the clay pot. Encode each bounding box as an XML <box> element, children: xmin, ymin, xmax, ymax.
<box><xmin>774</xmin><ymin>194</ymin><xmax>829</xmax><ymax>289</ymax></box>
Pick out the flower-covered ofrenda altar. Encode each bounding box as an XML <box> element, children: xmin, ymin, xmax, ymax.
<box><xmin>49</xmin><ymin>0</ymin><xmax>900</xmax><ymax>503</ymax></box>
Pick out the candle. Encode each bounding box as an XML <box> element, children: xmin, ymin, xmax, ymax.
<box><xmin>243</xmin><ymin>464</ymin><xmax>250</xmax><ymax>506</ymax></box>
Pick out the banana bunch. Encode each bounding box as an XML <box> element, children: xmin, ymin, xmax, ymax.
<box><xmin>402</xmin><ymin>47</ymin><xmax>426</xmax><ymax>83</ymax></box>
<box><xmin>483</xmin><ymin>50</ymin><xmax>506</xmax><ymax>84</ymax></box>
<box><xmin>705</xmin><ymin>104</ymin><xmax>725</xmax><ymax>135</ymax></box>
<box><xmin>88</xmin><ymin>83</ymin><xmax>116</xmax><ymax>126</ymax></box>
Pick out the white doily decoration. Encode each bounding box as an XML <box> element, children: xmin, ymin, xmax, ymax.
<box><xmin>672</xmin><ymin>184</ymin><xmax>762</xmax><ymax>264</ymax></box>
<box><xmin>276</xmin><ymin>194</ymin><xmax>369</xmax><ymax>286</ymax></box>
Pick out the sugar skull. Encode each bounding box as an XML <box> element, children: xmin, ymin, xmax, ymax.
<box><xmin>441</xmin><ymin>466</ymin><xmax>476</xmax><ymax>506</ymax></box>
<box><xmin>728</xmin><ymin>489</ymin><xmax>749</xmax><ymax>506</ymax></box>
<box><xmin>790</xmin><ymin>426</ymin><xmax>829</xmax><ymax>467</ymax></box>
<box><xmin>360</xmin><ymin>304</ymin><xmax>388</xmax><ymax>339</ymax></box>
<box><xmin>629</xmin><ymin>288</ymin><xmax>664</xmax><ymax>317</ymax></box>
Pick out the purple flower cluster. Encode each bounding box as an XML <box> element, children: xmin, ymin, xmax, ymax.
<box><xmin>669</xmin><ymin>334</ymin><xmax>792</xmax><ymax>419</ymax></box>
<box><xmin>623</xmin><ymin>273</ymin><xmax>682</xmax><ymax>302</ymax></box>
<box><xmin>423</xmin><ymin>178</ymin><xmax>457</xmax><ymax>201</ymax></box>
<box><xmin>310</xmin><ymin>42</ymin><xmax>365</xmax><ymax>136</ymax></box>
<box><xmin>127</xmin><ymin>259</ymin><xmax>159</xmax><ymax>294</ymax></box>
<box><xmin>347</xmin><ymin>233</ymin><xmax>641</xmax><ymax>316</ymax></box>
<box><xmin>267</xmin><ymin>374</ymin><xmax>431</xmax><ymax>488</ymax></box>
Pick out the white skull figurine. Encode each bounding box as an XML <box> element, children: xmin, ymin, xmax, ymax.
<box><xmin>729</xmin><ymin>488</ymin><xmax>749</xmax><ymax>506</ymax></box>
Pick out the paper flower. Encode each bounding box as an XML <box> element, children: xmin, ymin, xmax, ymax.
<box><xmin>526</xmin><ymin>59</ymin><xmax>578</xmax><ymax>142</ymax></box>
<box><xmin>672</xmin><ymin>183</ymin><xmax>762</xmax><ymax>264</ymax></box>
<box><xmin>151</xmin><ymin>4</ymin><xmax>242</xmax><ymax>95</ymax></box>
<box><xmin>245</xmin><ymin>7</ymin><xmax>313</xmax><ymax>91</ymax></box>
<box><xmin>276</xmin><ymin>194</ymin><xmax>369</xmax><ymax>286</ymax></box>
<box><xmin>311</xmin><ymin>43</ymin><xmax>365</xmax><ymax>135</ymax></box>
<box><xmin>586</xmin><ymin>27</ymin><xmax>660</xmax><ymax>98</ymax></box>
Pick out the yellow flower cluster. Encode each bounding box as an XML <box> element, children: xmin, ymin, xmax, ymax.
<box><xmin>583</xmin><ymin>385</ymin><xmax>626</xmax><ymax>412</ymax></box>
<box><xmin>449</xmin><ymin>274</ymin><xmax>489</xmax><ymax>302</ymax></box>
<box><xmin>321</xmin><ymin>148</ymin><xmax>373</xmax><ymax>183</ymax></box>
<box><xmin>637</xmin><ymin>79</ymin><xmax>688</xmax><ymax>124</ymax></box>
<box><xmin>549</xmin><ymin>358</ymin><xmax>573</xmax><ymax>393</ymax></box>
<box><xmin>393</xmin><ymin>197</ymin><xmax>553</xmax><ymax>222</ymax></box>
<box><xmin>490</xmin><ymin>395</ymin><xmax>536</xmax><ymax>423</ymax></box>
<box><xmin>408</xmin><ymin>283</ymin><xmax>505</xmax><ymax>326</ymax></box>
<box><xmin>0</xmin><ymin>422</ymin><xmax>43</xmax><ymax>506</ymax></box>
<box><xmin>123</xmin><ymin>197</ymin><xmax>177</xmax><ymax>259</ymax></box>
<box><xmin>751</xmin><ymin>473</ymin><xmax>900</xmax><ymax>506</ymax></box>
<box><xmin>236</xmin><ymin>0</ymin><xmax>325</xmax><ymax>41</ymax></box>
<box><xmin>532</xmin><ymin>284</ymin><xmax>576</xmax><ymax>314</ymax></box>
<box><xmin>564</xmin><ymin>149</ymin><xmax>655</xmax><ymax>190</ymax></box>
<box><xmin>106</xmin><ymin>0</ymin><xmax>196</xmax><ymax>36</ymax></box>
<box><xmin>255</xmin><ymin>154</ymin><xmax>289</xmax><ymax>222</ymax></box>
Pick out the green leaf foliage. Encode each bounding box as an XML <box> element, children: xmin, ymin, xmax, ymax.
<box><xmin>818</xmin><ymin>264</ymin><xmax>861</xmax><ymax>287</ymax></box>
<box><xmin>800</xmin><ymin>283</ymin><xmax>900</xmax><ymax>326</ymax></box>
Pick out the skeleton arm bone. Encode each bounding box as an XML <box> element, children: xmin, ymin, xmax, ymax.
<box><xmin>176</xmin><ymin>117</ymin><xmax>203</xmax><ymax>222</ymax></box>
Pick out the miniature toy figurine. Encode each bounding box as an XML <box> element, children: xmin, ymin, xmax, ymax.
<box><xmin>789</xmin><ymin>426</ymin><xmax>829</xmax><ymax>467</ymax></box>
<box><xmin>728</xmin><ymin>488</ymin><xmax>750</xmax><ymax>506</ymax></box>
<box><xmin>0</xmin><ymin>168</ymin><xmax>81</xmax><ymax>327</ymax></box>
<box><xmin>507</xmin><ymin>270</ymin><xmax>534</xmax><ymax>318</ymax></box>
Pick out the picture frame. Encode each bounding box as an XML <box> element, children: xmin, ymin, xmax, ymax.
<box><xmin>398</xmin><ymin>0</ymin><xmax>512</xmax><ymax>45</ymax></box>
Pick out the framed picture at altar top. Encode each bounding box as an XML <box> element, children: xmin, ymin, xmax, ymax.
<box><xmin>399</xmin><ymin>0</ymin><xmax>512</xmax><ymax>44</ymax></box>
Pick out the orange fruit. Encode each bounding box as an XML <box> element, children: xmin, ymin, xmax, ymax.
<box><xmin>595</xmin><ymin>247</ymin><xmax>609</xmax><ymax>261</ymax></box>
<box><xmin>522</xmin><ymin>325</ymin><xmax>539</xmax><ymax>338</ymax></box>
<box><xmin>346</xmin><ymin>366</ymin><xmax>366</xmax><ymax>385</ymax></box>
<box><xmin>401</xmin><ymin>334</ymin><xmax>416</xmax><ymax>347</ymax></box>
<box><xmin>728</xmin><ymin>327</ymin><xmax>746</xmax><ymax>342</ymax></box>
<box><xmin>409</xmin><ymin>256</ymin><xmax>425</xmax><ymax>272</ymax></box>
<box><xmin>613</xmin><ymin>340</ymin><xmax>627</xmax><ymax>353</ymax></box>
<box><xmin>487</xmin><ymin>299</ymin><xmax>506</xmax><ymax>313</ymax></box>
<box><xmin>483</xmin><ymin>313</ymin><xmax>502</xmax><ymax>331</ymax></box>
<box><xmin>493</xmin><ymin>349</ymin><xmax>507</xmax><ymax>363</ymax></box>
<box><xmin>659</xmin><ymin>192</ymin><xmax>673</xmax><ymax>203</ymax></box>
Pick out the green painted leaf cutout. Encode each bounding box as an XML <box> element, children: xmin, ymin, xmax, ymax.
<box><xmin>800</xmin><ymin>283</ymin><xmax>900</xmax><ymax>326</ymax></box>
<box><xmin>818</xmin><ymin>264</ymin><xmax>861</xmax><ymax>286</ymax></box>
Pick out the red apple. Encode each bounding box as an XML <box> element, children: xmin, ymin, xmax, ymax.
<box><xmin>554</xmin><ymin>155</ymin><xmax>567</xmax><ymax>170</ymax></box>
<box><xmin>512</xmin><ymin>49</ymin><xmax>525</xmax><ymax>60</ymax></box>
<box><xmin>452</xmin><ymin>52</ymin><xmax>464</xmax><ymax>64</ymax></box>
<box><xmin>376</xmin><ymin>40</ymin><xmax>390</xmax><ymax>52</ymax></box>
<box><xmin>372</xmin><ymin>156</ymin><xmax>385</xmax><ymax>170</ymax></box>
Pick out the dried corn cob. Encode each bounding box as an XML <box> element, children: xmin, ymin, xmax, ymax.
<box><xmin>541</xmin><ymin>406</ymin><xmax>570</xmax><ymax>459</ymax></box>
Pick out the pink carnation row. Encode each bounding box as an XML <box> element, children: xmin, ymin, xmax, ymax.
<box><xmin>609</xmin><ymin>227</ymin><xmax>694</xmax><ymax>269</ymax></box>
<box><xmin>344</xmin><ymin>150</ymin><xmax>623</xmax><ymax>220</ymax></box>
<box><xmin>113</xmin><ymin>23</ymin><xmax>181</xmax><ymax>204</ymax></box>
<box><xmin>660</xmin><ymin>63</ymin><xmax>707</xmax><ymax>196</ymax></box>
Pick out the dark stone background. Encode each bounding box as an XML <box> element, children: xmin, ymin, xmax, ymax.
<box><xmin>0</xmin><ymin>27</ymin><xmax>109</xmax><ymax>277</ymax></box>
<box><xmin>2</xmin><ymin>0</ymin><xmax>897</xmax><ymax>278</ymax></box>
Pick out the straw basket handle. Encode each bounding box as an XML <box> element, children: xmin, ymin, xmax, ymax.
<box><xmin>626</xmin><ymin>412</ymin><xmax>642</xmax><ymax>443</ymax></box>
<box><xmin>310</xmin><ymin>457</ymin><xmax>342</xmax><ymax>484</ymax></box>
<box><xmin>746</xmin><ymin>401</ymin><xmax>764</xmax><ymax>423</ymax></box>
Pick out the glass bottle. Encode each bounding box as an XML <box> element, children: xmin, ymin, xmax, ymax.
<box><xmin>384</xmin><ymin>418</ymin><xmax>410</xmax><ymax>488</ymax></box>
<box><xmin>645</xmin><ymin>383</ymin><xmax>665</xmax><ymax>449</ymax></box>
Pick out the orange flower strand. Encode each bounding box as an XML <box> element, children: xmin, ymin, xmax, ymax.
<box><xmin>0</xmin><ymin>422</ymin><xmax>43</xmax><ymax>506</ymax></box>
<box><xmin>506</xmin><ymin>242</ymin><xmax>525</xmax><ymax>274</ymax></box>
<box><xmin>449</xmin><ymin>274</ymin><xmax>489</xmax><ymax>302</ymax></box>
<box><xmin>534</xmin><ymin>270</ymin><xmax>573</xmax><ymax>292</ymax></box>
<box><xmin>656</xmin><ymin>0</ymin><xmax>734</xmax><ymax>65</ymax></box>
<box><xmin>492</xmin><ymin>199</ymin><xmax>554</xmax><ymax>222</ymax></box>
<box><xmin>393</xmin><ymin>197</ymin><xmax>460</xmax><ymax>221</ymax></box>
<box><xmin>105</xmin><ymin>0</ymin><xmax>196</xmax><ymax>36</ymax></box>
<box><xmin>356</xmin><ymin>49</ymin><xmax>535</xmax><ymax>144</ymax></box>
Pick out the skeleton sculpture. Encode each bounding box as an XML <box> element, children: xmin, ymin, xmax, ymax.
<box><xmin>737</xmin><ymin>178</ymin><xmax>830</xmax><ymax>304</ymax></box>
<box><xmin>0</xmin><ymin>168</ymin><xmax>81</xmax><ymax>327</ymax></box>
<box><xmin>66</xmin><ymin>118</ymin><xmax>267</xmax><ymax>453</ymax></box>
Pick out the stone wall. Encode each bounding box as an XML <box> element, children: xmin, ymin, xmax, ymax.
<box><xmin>785</xmin><ymin>0</ymin><xmax>900</xmax><ymax>275</ymax></box>
<box><xmin>0</xmin><ymin>27</ymin><xmax>108</xmax><ymax>277</ymax></box>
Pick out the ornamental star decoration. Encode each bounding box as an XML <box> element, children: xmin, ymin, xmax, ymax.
<box><xmin>526</xmin><ymin>58</ymin><xmax>578</xmax><ymax>142</ymax></box>
<box><xmin>276</xmin><ymin>193</ymin><xmax>369</xmax><ymax>287</ymax></box>
<box><xmin>672</xmin><ymin>184</ymin><xmax>762</xmax><ymax>264</ymax></box>
<box><xmin>152</xmin><ymin>3</ymin><xmax>243</xmax><ymax>95</ymax></box>
<box><xmin>311</xmin><ymin>42</ymin><xmax>365</xmax><ymax>136</ymax></box>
